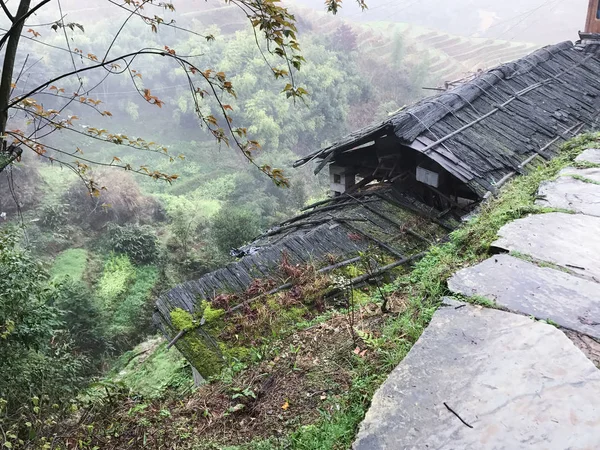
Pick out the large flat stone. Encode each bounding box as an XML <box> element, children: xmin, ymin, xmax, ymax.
<box><xmin>492</xmin><ymin>212</ymin><xmax>600</xmax><ymax>281</ymax></box>
<box><xmin>448</xmin><ymin>254</ymin><xmax>600</xmax><ymax>339</ymax></box>
<box><xmin>576</xmin><ymin>148</ymin><xmax>600</xmax><ymax>164</ymax></box>
<box><xmin>353</xmin><ymin>303</ymin><xmax>600</xmax><ymax>450</ymax></box>
<box><xmin>536</xmin><ymin>176</ymin><xmax>600</xmax><ymax>216</ymax></box>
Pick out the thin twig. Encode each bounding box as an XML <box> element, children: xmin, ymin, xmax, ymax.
<box><xmin>444</xmin><ymin>402</ymin><xmax>474</xmax><ymax>428</ymax></box>
<box><xmin>57</xmin><ymin>0</ymin><xmax>83</xmax><ymax>91</ymax></box>
<box><xmin>0</xmin><ymin>0</ymin><xmax>14</xmax><ymax>22</ymax></box>
<box><xmin>0</xmin><ymin>0</ymin><xmax>52</xmax><ymax>51</ymax></box>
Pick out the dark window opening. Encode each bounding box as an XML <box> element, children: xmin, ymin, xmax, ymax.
<box><xmin>597</xmin><ymin>3</ymin><xmax>600</xmax><ymax>19</ymax></box>
<box><xmin>333</xmin><ymin>173</ymin><xmax>341</xmax><ymax>184</ymax></box>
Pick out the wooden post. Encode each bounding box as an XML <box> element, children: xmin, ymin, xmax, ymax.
<box><xmin>585</xmin><ymin>0</ymin><xmax>600</xmax><ymax>34</ymax></box>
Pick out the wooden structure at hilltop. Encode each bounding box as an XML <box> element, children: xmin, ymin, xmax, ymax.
<box><xmin>295</xmin><ymin>41</ymin><xmax>600</xmax><ymax>206</ymax></box>
<box><xmin>155</xmin><ymin>39</ymin><xmax>600</xmax><ymax>374</ymax></box>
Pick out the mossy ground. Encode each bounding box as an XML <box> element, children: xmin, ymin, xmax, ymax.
<box><xmin>59</xmin><ymin>133</ymin><xmax>600</xmax><ymax>449</ymax></box>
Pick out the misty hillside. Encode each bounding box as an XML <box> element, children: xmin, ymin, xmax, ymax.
<box><xmin>1</xmin><ymin>0</ymin><xmax>597</xmax><ymax>449</ymax></box>
<box><xmin>58</xmin><ymin>0</ymin><xmax>587</xmax><ymax>45</ymax></box>
<box><xmin>296</xmin><ymin>0</ymin><xmax>586</xmax><ymax>44</ymax></box>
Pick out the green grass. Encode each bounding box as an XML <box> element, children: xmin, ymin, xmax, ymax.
<box><xmin>567</xmin><ymin>174</ymin><xmax>600</xmax><ymax>185</ymax></box>
<box><xmin>84</xmin><ymin>338</ymin><xmax>192</xmax><ymax>402</ymax></box>
<box><xmin>509</xmin><ymin>251</ymin><xmax>574</xmax><ymax>274</ymax></box>
<box><xmin>51</xmin><ymin>248</ymin><xmax>88</xmax><ymax>281</ymax></box>
<box><xmin>211</xmin><ymin>312</ymin><xmax>417</xmax><ymax>450</ymax></box>
<box><xmin>97</xmin><ymin>254</ymin><xmax>136</xmax><ymax>307</ymax></box>
<box><xmin>108</xmin><ymin>265</ymin><xmax>159</xmax><ymax>339</ymax></box>
<box><xmin>112</xmin><ymin>340</ymin><xmax>191</xmax><ymax>399</ymax></box>
<box><xmin>573</xmin><ymin>160</ymin><xmax>600</xmax><ymax>169</ymax></box>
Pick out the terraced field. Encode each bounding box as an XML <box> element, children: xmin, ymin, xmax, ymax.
<box><xmin>295</xmin><ymin>7</ymin><xmax>539</xmax><ymax>84</ymax></box>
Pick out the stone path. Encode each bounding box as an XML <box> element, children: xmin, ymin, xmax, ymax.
<box><xmin>353</xmin><ymin>150</ymin><xmax>600</xmax><ymax>449</ymax></box>
<box><xmin>449</xmin><ymin>254</ymin><xmax>600</xmax><ymax>339</ymax></box>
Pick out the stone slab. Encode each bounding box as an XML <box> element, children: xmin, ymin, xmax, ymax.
<box><xmin>353</xmin><ymin>303</ymin><xmax>600</xmax><ymax>450</ymax></box>
<box><xmin>492</xmin><ymin>212</ymin><xmax>600</xmax><ymax>281</ymax></box>
<box><xmin>576</xmin><ymin>148</ymin><xmax>600</xmax><ymax>164</ymax></box>
<box><xmin>448</xmin><ymin>254</ymin><xmax>600</xmax><ymax>339</ymax></box>
<box><xmin>559</xmin><ymin>167</ymin><xmax>600</xmax><ymax>183</ymax></box>
<box><xmin>536</xmin><ymin>176</ymin><xmax>600</xmax><ymax>216</ymax></box>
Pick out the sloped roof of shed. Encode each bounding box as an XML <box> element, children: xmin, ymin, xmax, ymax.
<box><xmin>153</xmin><ymin>187</ymin><xmax>446</xmax><ymax>339</ymax></box>
<box><xmin>294</xmin><ymin>41</ymin><xmax>600</xmax><ymax>197</ymax></box>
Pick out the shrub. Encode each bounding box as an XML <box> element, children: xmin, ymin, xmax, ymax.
<box><xmin>94</xmin><ymin>254</ymin><xmax>159</xmax><ymax>349</ymax></box>
<box><xmin>97</xmin><ymin>254</ymin><xmax>136</xmax><ymax>308</ymax></box>
<box><xmin>106</xmin><ymin>224</ymin><xmax>159</xmax><ymax>264</ymax></box>
<box><xmin>211</xmin><ymin>207</ymin><xmax>261</xmax><ymax>254</ymax></box>
<box><xmin>53</xmin><ymin>279</ymin><xmax>108</xmax><ymax>362</ymax></box>
<box><xmin>0</xmin><ymin>228</ymin><xmax>87</xmax><ymax>413</ymax></box>
<box><xmin>108</xmin><ymin>265</ymin><xmax>159</xmax><ymax>348</ymax></box>
<box><xmin>62</xmin><ymin>169</ymin><xmax>165</xmax><ymax>230</ymax></box>
<box><xmin>0</xmin><ymin>165</ymin><xmax>43</xmax><ymax>217</ymax></box>
<box><xmin>40</xmin><ymin>202</ymin><xmax>69</xmax><ymax>229</ymax></box>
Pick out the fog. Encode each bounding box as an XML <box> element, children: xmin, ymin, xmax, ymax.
<box><xmin>0</xmin><ymin>1</ymin><xmax>594</xmax><ymax>446</ymax></box>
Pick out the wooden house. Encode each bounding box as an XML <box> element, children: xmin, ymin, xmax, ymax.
<box><xmin>294</xmin><ymin>41</ymin><xmax>600</xmax><ymax>210</ymax></box>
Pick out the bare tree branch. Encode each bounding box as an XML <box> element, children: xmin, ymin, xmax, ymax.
<box><xmin>0</xmin><ymin>0</ymin><xmax>315</xmax><ymax>187</ymax></box>
<box><xmin>0</xmin><ymin>26</ymin><xmax>94</xmax><ymax>61</ymax></box>
<box><xmin>103</xmin><ymin>0</ymin><xmax>151</xmax><ymax>63</ymax></box>
<box><xmin>0</xmin><ymin>0</ymin><xmax>14</xmax><ymax>22</ymax></box>
<box><xmin>57</xmin><ymin>0</ymin><xmax>81</xmax><ymax>88</ymax></box>
<box><xmin>0</xmin><ymin>0</ymin><xmax>51</xmax><ymax>51</ymax></box>
<box><xmin>5</xmin><ymin>48</ymin><xmax>179</xmax><ymax>111</ymax></box>
<box><xmin>107</xmin><ymin>0</ymin><xmax>211</xmax><ymax>40</ymax></box>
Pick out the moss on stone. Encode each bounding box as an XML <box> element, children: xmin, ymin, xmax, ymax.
<box><xmin>170</xmin><ymin>308</ymin><xmax>195</xmax><ymax>330</ymax></box>
<box><xmin>170</xmin><ymin>307</ymin><xmax>224</xmax><ymax>378</ymax></box>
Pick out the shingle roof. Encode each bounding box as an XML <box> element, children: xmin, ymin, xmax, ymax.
<box><xmin>294</xmin><ymin>41</ymin><xmax>600</xmax><ymax>197</ymax></box>
<box><xmin>153</xmin><ymin>187</ymin><xmax>447</xmax><ymax>341</ymax></box>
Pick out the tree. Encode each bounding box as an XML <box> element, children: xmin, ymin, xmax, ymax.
<box><xmin>0</xmin><ymin>228</ymin><xmax>86</xmax><ymax>412</ymax></box>
<box><xmin>211</xmin><ymin>206</ymin><xmax>260</xmax><ymax>254</ymax></box>
<box><xmin>0</xmin><ymin>0</ymin><xmax>367</xmax><ymax>193</ymax></box>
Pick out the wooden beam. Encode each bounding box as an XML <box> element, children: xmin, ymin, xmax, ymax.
<box><xmin>261</xmin><ymin>218</ymin><xmax>367</xmax><ymax>238</ymax></box>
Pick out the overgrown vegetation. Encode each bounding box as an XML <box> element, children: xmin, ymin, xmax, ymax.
<box><xmin>2</xmin><ymin>132</ymin><xmax>596</xmax><ymax>449</ymax></box>
<box><xmin>1</xmin><ymin>0</ymin><xmax>596</xmax><ymax>445</ymax></box>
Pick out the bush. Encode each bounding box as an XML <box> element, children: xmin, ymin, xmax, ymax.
<box><xmin>40</xmin><ymin>202</ymin><xmax>69</xmax><ymax>229</ymax></box>
<box><xmin>106</xmin><ymin>224</ymin><xmax>159</xmax><ymax>264</ymax></box>
<box><xmin>0</xmin><ymin>165</ymin><xmax>43</xmax><ymax>217</ymax></box>
<box><xmin>62</xmin><ymin>169</ymin><xmax>165</xmax><ymax>230</ymax></box>
<box><xmin>211</xmin><ymin>207</ymin><xmax>261</xmax><ymax>254</ymax></box>
<box><xmin>0</xmin><ymin>228</ymin><xmax>87</xmax><ymax>413</ymax></box>
<box><xmin>97</xmin><ymin>254</ymin><xmax>136</xmax><ymax>308</ymax></box>
<box><xmin>53</xmin><ymin>279</ymin><xmax>108</xmax><ymax>362</ymax></box>
<box><xmin>108</xmin><ymin>265</ymin><xmax>159</xmax><ymax>348</ymax></box>
<box><xmin>95</xmin><ymin>254</ymin><xmax>159</xmax><ymax>349</ymax></box>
